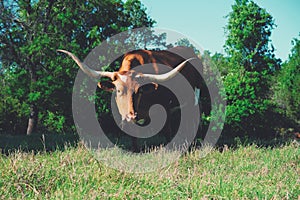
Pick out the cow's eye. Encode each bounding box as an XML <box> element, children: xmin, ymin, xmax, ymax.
<box><xmin>117</xmin><ymin>89</ymin><xmax>124</xmax><ymax>95</ymax></box>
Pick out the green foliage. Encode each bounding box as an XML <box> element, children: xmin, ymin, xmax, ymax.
<box><xmin>0</xmin><ymin>0</ymin><xmax>155</xmax><ymax>134</ymax></box>
<box><xmin>224</xmin><ymin>69</ymin><xmax>271</xmax><ymax>133</ymax></box>
<box><xmin>124</xmin><ymin>0</ymin><xmax>154</xmax><ymax>28</ymax></box>
<box><xmin>200</xmin><ymin>51</ymin><xmax>227</xmax><ymax>132</ymax></box>
<box><xmin>175</xmin><ymin>38</ymin><xmax>200</xmax><ymax>55</ymax></box>
<box><xmin>223</xmin><ymin>0</ymin><xmax>281</xmax><ymax>136</ymax></box>
<box><xmin>272</xmin><ymin>36</ymin><xmax>300</xmax><ymax>123</ymax></box>
<box><xmin>0</xmin><ymin>68</ymin><xmax>30</xmax><ymax>133</ymax></box>
<box><xmin>210</xmin><ymin>52</ymin><xmax>230</xmax><ymax>76</ymax></box>
<box><xmin>225</xmin><ymin>0</ymin><xmax>280</xmax><ymax>72</ymax></box>
<box><xmin>41</xmin><ymin>111</ymin><xmax>66</xmax><ymax>133</ymax></box>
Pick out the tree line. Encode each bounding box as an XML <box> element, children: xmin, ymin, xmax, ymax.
<box><xmin>0</xmin><ymin>0</ymin><xmax>299</xmax><ymax>138</ymax></box>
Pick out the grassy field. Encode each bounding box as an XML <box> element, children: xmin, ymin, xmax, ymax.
<box><xmin>0</xmin><ymin>134</ymin><xmax>299</xmax><ymax>199</ymax></box>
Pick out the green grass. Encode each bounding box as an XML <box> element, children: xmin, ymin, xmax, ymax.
<box><xmin>0</xmin><ymin>139</ymin><xmax>299</xmax><ymax>199</ymax></box>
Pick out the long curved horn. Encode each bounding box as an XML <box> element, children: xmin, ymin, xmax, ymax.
<box><xmin>57</xmin><ymin>49</ymin><xmax>115</xmax><ymax>80</ymax></box>
<box><xmin>140</xmin><ymin>57</ymin><xmax>197</xmax><ymax>82</ymax></box>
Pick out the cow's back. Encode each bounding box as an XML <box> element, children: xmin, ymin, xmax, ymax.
<box><xmin>120</xmin><ymin>46</ymin><xmax>203</xmax><ymax>89</ymax></box>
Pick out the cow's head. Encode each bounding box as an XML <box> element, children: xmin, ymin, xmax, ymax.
<box><xmin>58</xmin><ymin>50</ymin><xmax>194</xmax><ymax>124</ymax></box>
<box><xmin>98</xmin><ymin>70</ymin><xmax>142</xmax><ymax>122</ymax></box>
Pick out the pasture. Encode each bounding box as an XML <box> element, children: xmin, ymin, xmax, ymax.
<box><xmin>1</xmin><ymin>0</ymin><xmax>299</xmax><ymax>199</ymax></box>
<box><xmin>0</xmin><ymin>134</ymin><xmax>299</xmax><ymax>199</ymax></box>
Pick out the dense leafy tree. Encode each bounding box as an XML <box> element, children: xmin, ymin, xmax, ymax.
<box><xmin>0</xmin><ymin>67</ymin><xmax>29</xmax><ymax>133</ymax></box>
<box><xmin>209</xmin><ymin>52</ymin><xmax>230</xmax><ymax>76</ymax></box>
<box><xmin>223</xmin><ymin>0</ymin><xmax>280</xmax><ymax>135</ymax></box>
<box><xmin>199</xmin><ymin>50</ymin><xmax>226</xmax><ymax>134</ymax></box>
<box><xmin>272</xmin><ymin>35</ymin><xmax>300</xmax><ymax>124</ymax></box>
<box><xmin>225</xmin><ymin>0</ymin><xmax>280</xmax><ymax>73</ymax></box>
<box><xmin>0</xmin><ymin>0</ymin><xmax>155</xmax><ymax>134</ymax></box>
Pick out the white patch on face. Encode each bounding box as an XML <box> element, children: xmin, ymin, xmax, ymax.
<box><xmin>118</xmin><ymin>74</ymin><xmax>128</xmax><ymax>83</ymax></box>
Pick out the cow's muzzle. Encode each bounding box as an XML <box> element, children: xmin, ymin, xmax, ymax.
<box><xmin>125</xmin><ymin>113</ymin><xmax>137</xmax><ymax>122</ymax></box>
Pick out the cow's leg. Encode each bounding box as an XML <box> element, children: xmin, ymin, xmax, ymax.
<box><xmin>122</xmin><ymin>122</ymin><xmax>139</xmax><ymax>152</ymax></box>
<box><xmin>132</xmin><ymin>137</ymin><xmax>138</xmax><ymax>152</ymax></box>
<box><xmin>167</xmin><ymin>105</ymin><xmax>181</xmax><ymax>145</ymax></box>
<box><xmin>165</xmin><ymin>111</ymin><xmax>172</xmax><ymax>142</ymax></box>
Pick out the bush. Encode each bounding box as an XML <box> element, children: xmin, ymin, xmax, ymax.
<box><xmin>272</xmin><ymin>37</ymin><xmax>300</xmax><ymax>125</ymax></box>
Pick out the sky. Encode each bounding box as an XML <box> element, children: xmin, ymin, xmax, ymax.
<box><xmin>141</xmin><ymin>0</ymin><xmax>300</xmax><ymax>62</ymax></box>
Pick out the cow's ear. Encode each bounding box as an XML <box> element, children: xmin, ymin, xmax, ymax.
<box><xmin>139</xmin><ymin>82</ymin><xmax>158</xmax><ymax>94</ymax></box>
<box><xmin>98</xmin><ymin>81</ymin><xmax>115</xmax><ymax>92</ymax></box>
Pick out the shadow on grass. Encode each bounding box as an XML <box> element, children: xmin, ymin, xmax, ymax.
<box><xmin>0</xmin><ymin>133</ymin><xmax>79</xmax><ymax>155</ymax></box>
<box><xmin>0</xmin><ymin>130</ymin><xmax>297</xmax><ymax>155</ymax></box>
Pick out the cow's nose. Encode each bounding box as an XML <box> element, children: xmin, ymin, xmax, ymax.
<box><xmin>125</xmin><ymin>112</ymin><xmax>136</xmax><ymax>122</ymax></box>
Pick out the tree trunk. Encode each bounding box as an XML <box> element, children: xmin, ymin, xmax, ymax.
<box><xmin>26</xmin><ymin>66</ymin><xmax>38</xmax><ymax>135</ymax></box>
<box><xmin>26</xmin><ymin>104</ymin><xmax>38</xmax><ymax>135</ymax></box>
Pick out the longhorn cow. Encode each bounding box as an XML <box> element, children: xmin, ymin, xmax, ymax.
<box><xmin>58</xmin><ymin>46</ymin><xmax>204</xmax><ymax>149</ymax></box>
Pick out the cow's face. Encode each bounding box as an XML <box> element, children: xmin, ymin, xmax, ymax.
<box><xmin>98</xmin><ymin>71</ymin><xmax>141</xmax><ymax>123</ymax></box>
<box><xmin>98</xmin><ymin>71</ymin><xmax>158</xmax><ymax>124</ymax></box>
